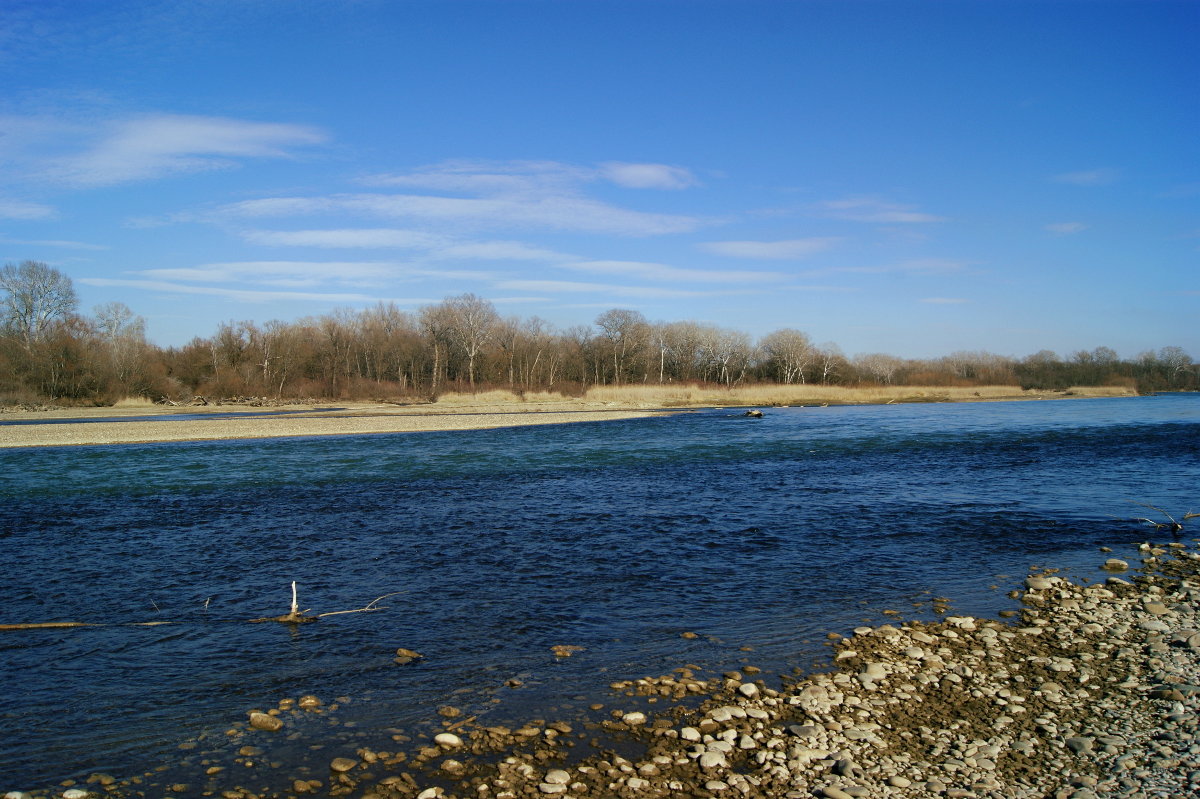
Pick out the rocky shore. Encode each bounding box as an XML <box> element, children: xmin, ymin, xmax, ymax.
<box><xmin>8</xmin><ymin>542</ymin><xmax>1200</xmax><ymax>799</ymax></box>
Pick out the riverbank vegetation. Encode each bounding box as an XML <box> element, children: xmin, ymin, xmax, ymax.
<box><xmin>2</xmin><ymin>261</ymin><xmax>1195</xmax><ymax>406</ymax></box>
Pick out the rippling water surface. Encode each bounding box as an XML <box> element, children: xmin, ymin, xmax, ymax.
<box><xmin>2</xmin><ymin>395</ymin><xmax>1198</xmax><ymax>788</ymax></box>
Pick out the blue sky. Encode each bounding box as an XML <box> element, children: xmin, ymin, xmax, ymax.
<box><xmin>0</xmin><ymin>0</ymin><xmax>1195</xmax><ymax>359</ymax></box>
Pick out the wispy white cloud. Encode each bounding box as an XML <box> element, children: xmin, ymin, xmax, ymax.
<box><xmin>138</xmin><ymin>261</ymin><xmax>398</xmax><ymax>288</ymax></box>
<box><xmin>364</xmin><ymin>160</ymin><xmax>584</xmax><ymax>194</ymax></box>
<box><xmin>920</xmin><ymin>297</ymin><xmax>969</xmax><ymax>304</ymax></box>
<box><xmin>699</xmin><ymin>238</ymin><xmax>840</xmax><ymax>259</ymax></box>
<box><xmin>242</xmin><ymin>228</ymin><xmax>441</xmax><ymax>249</ymax></box>
<box><xmin>220</xmin><ymin>191</ymin><xmax>702</xmax><ymax>236</ymax></box>
<box><xmin>1052</xmin><ymin>168</ymin><xmax>1118</xmax><ymax>186</ymax></box>
<box><xmin>309</xmin><ymin>159</ymin><xmax>708</xmax><ymax>236</ymax></box>
<box><xmin>0</xmin><ymin>199</ymin><xmax>57</xmax><ymax>220</ymax></box>
<box><xmin>565</xmin><ymin>259</ymin><xmax>785</xmax><ymax>283</ymax></box>
<box><xmin>79</xmin><ymin>277</ymin><xmax>410</xmax><ymax>305</ymax></box>
<box><xmin>1044</xmin><ymin>222</ymin><xmax>1088</xmax><ymax>235</ymax></box>
<box><xmin>366</xmin><ymin>159</ymin><xmax>700</xmax><ymax>193</ymax></box>
<box><xmin>801</xmin><ymin>258</ymin><xmax>968</xmax><ymax>277</ymax></box>
<box><xmin>495</xmin><ymin>279</ymin><xmax>743</xmax><ymax>298</ymax></box>
<box><xmin>599</xmin><ymin>162</ymin><xmax>699</xmax><ymax>190</ymax></box>
<box><xmin>246</xmin><ymin>228</ymin><xmax>573</xmax><ymax>262</ymax></box>
<box><xmin>0</xmin><ymin>236</ymin><xmax>106</xmax><ymax>250</ymax></box>
<box><xmin>434</xmin><ymin>240</ymin><xmax>570</xmax><ymax>261</ymax></box>
<box><xmin>48</xmin><ymin>114</ymin><xmax>327</xmax><ymax>186</ymax></box>
<box><xmin>817</xmin><ymin>197</ymin><xmax>946</xmax><ymax>223</ymax></box>
<box><xmin>134</xmin><ymin>260</ymin><xmax>491</xmax><ymax>289</ymax></box>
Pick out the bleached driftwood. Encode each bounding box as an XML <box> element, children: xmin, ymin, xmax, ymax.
<box><xmin>0</xmin><ymin>582</ymin><xmax>402</xmax><ymax>631</ymax></box>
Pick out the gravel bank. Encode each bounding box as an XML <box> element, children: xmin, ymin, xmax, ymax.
<box><xmin>8</xmin><ymin>541</ymin><xmax>1200</xmax><ymax>799</ymax></box>
<box><xmin>0</xmin><ymin>402</ymin><xmax>671</xmax><ymax>448</ymax></box>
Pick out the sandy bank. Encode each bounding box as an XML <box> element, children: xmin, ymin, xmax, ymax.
<box><xmin>0</xmin><ymin>401</ymin><xmax>673</xmax><ymax>448</ymax></box>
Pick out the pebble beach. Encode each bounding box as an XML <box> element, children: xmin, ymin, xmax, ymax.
<box><xmin>7</xmin><ymin>542</ymin><xmax>1200</xmax><ymax>799</ymax></box>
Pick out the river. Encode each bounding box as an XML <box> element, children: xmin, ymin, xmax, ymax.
<box><xmin>1</xmin><ymin>394</ymin><xmax>1197</xmax><ymax>791</ymax></box>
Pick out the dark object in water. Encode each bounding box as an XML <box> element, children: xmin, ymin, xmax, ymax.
<box><xmin>1122</xmin><ymin>502</ymin><xmax>1199</xmax><ymax>536</ymax></box>
<box><xmin>744</xmin><ymin>409</ymin><xmax>763</xmax><ymax>418</ymax></box>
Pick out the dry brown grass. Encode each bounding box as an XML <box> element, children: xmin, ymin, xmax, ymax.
<box><xmin>112</xmin><ymin>396</ymin><xmax>158</xmax><ymax>408</ymax></box>
<box><xmin>582</xmin><ymin>383</ymin><xmax>1137</xmax><ymax>408</ymax></box>
<box><xmin>424</xmin><ymin>384</ymin><xmax>1136</xmax><ymax>411</ymax></box>
<box><xmin>432</xmin><ymin>390</ymin><xmax>577</xmax><ymax>407</ymax></box>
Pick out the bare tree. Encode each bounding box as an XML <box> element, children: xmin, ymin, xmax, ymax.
<box><xmin>649</xmin><ymin>322</ymin><xmax>673</xmax><ymax>383</ymax></box>
<box><xmin>419</xmin><ymin>304</ymin><xmax>453</xmax><ymax>394</ymax></box>
<box><xmin>595</xmin><ymin>308</ymin><xmax>649</xmax><ymax>385</ymax></box>
<box><xmin>660</xmin><ymin>320</ymin><xmax>705</xmax><ymax>382</ymax></box>
<box><xmin>94</xmin><ymin>301</ymin><xmax>148</xmax><ymax>393</ymax></box>
<box><xmin>760</xmin><ymin>328</ymin><xmax>814</xmax><ymax>384</ymax></box>
<box><xmin>1158</xmin><ymin>346</ymin><xmax>1194</xmax><ymax>386</ymax></box>
<box><xmin>813</xmin><ymin>343</ymin><xmax>845</xmax><ymax>384</ymax></box>
<box><xmin>854</xmin><ymin>352</ymin><xmax>904</xmax><ymax>385</ymax></box>
<box><xmin>709</xmin><ymin>327</ymin><xmax>753</xmax><ymax>385</ymax></box>
<box><xmin>441</xmin><ymin>293</ymin><xmax>499</xmax><ymax>390</ymax></box>
<box><xmin>260</xmin><ymin>319</ymin><xmax>303</xmax><ymax>397</ymax></box>
<box><xmin>0</xmin><ymin>261</ymin><xmax>78</xmax><ymax>349</ymax></box>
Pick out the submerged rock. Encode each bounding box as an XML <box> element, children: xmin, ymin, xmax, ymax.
<box><xmin>394</xmin><ymin>647</ymin><xmax>423</xmax><ymax>665</ymax></box>
<box><xmin>329</xmin><ymin>756</ymin><xmax>358</xmax><ymax>773</ymax></box>
<box><xmin>248</xmin><ymin>711</ymin><xmax>283</xmax><ymax>732</ymax></box>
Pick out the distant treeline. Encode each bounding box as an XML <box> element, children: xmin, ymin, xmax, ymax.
<box><xmin>1</xmin><ymin>260</ymin><xmax>1196</xmax><ymax>404</ymax></box>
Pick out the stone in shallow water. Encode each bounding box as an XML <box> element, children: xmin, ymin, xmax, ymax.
<box><xmin>330</xmin><ymin>757</ymin><xmax>358</xmax><ymax>773</ymax></box>
<box><xmin>249</xmin><ymin>711</ymin><xmax>283</xmax><ymax>732</ymax></box>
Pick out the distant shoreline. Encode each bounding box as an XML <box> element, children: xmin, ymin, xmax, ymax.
<box><xmin>0</xmin><ymin>385</ymin><xmax>1139</xmax><ymax>449</ymax></box>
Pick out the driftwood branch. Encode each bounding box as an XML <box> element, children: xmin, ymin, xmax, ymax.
<box><xmin>317</xmin><ymin>591</ymin><xmax>406</xmax><ymax>618</ymax></box>
<box><xmin>1116</xmin><ymin>501</ymin><xmax>1190</xmax><ymax>534</ymax></box>
<box><xmin>2</xmin><ymin>583</ymin><xmax>401</xmax><ymax>632</ymax></box>
<box><xmin>1132</xmin><ymin>501</ymin><xmax>1179</xmax><ymax>527</ymax></box>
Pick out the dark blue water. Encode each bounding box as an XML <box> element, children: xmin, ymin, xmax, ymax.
<box><xmin>1</xmin><ymin>395</ymin><xmax>1198</xmax><ymax>789</ymax></box>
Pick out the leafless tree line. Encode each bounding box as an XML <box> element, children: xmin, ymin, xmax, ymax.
<box><xmin>1</xmin><ymin>261</ymin><xmax>1196</xmax><ymax>404</ymax></box>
